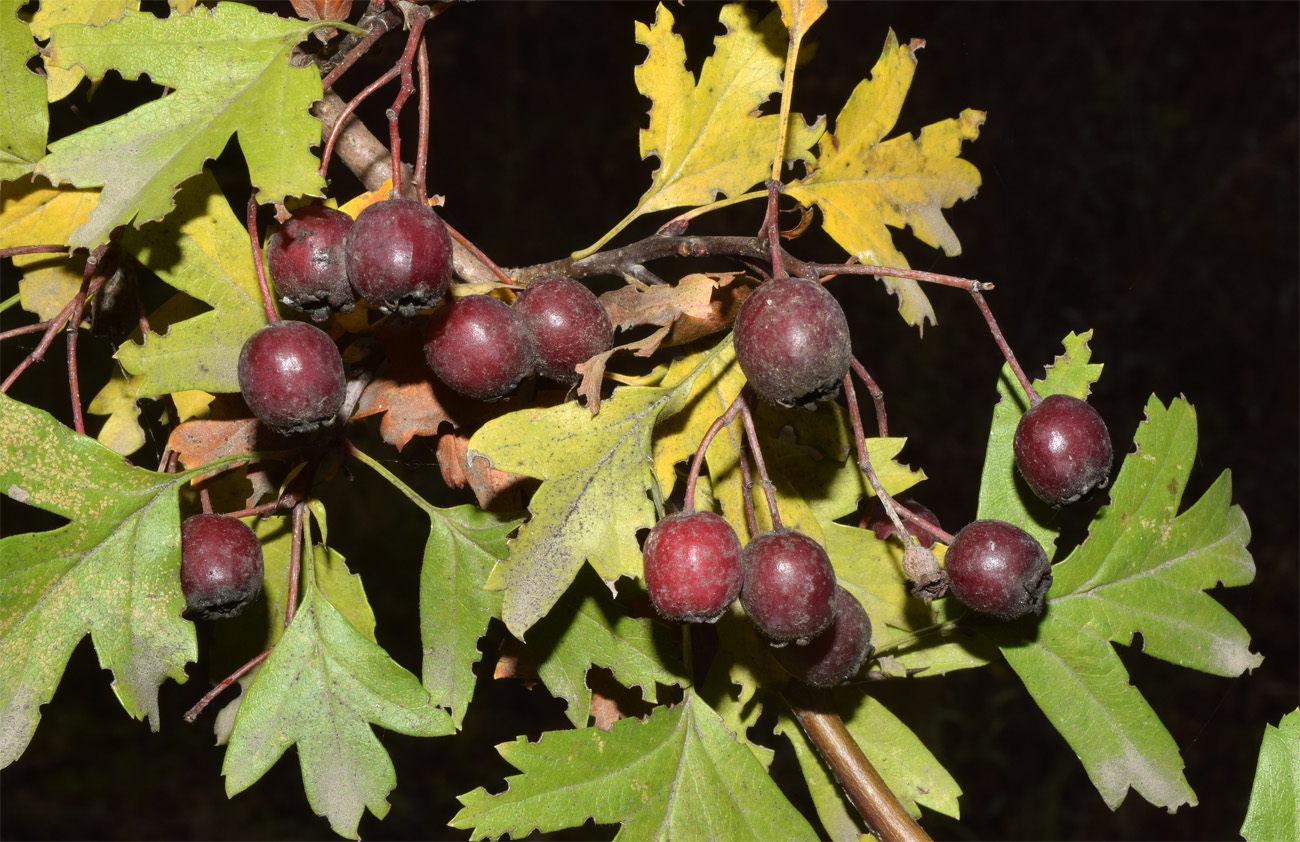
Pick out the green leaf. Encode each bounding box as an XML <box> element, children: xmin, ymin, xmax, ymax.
<box><xmin>471</xmin><ymin>339</ymin><xmax>727</xmax><ymax>638</ymax></box>
<box><xmin>35</xmin><ymin>4</ymin><xmax>326</xmax><ymax>248</ymax></box>
<box><xmin>0</xmin><ymin>1</ymin><xmax>48</xmax><ymax>180</ymax></box>
<box><xmin>223</xmin><ymin>551</ymin><xmax>453</xmax><ymax>839</ymax></box>
<box><xmin>451</xmin><ymin>689</ymin><xmax>817</xmax><ymax>841</ymax></box>
<box><xmin>420</xmin><ymin>504</ymin><xmax>518</xmax><ymax>730</ymax></box>
<box><xmin>976</xmin><ymin>330</ymin><xmax>1104</xmax><ymax>554</ymax></box>
<box><xmin>28</xmin><ymin>0</ymin><xmax>140</xmax><ymax>102</ymax></box>
<box><xmin>115</xmin><ymin>170</ymin><xmax>268</xmax><ymax>395</ymax></box>
<box><xmin>0</xmin><ymin>392</ymin><xmax>196</xmax><ymax>766</ymax></box>
<box><xmin>1241</xmin><ymin>709</ymin><xmax>1300</xmax><ymax>842</ymax></box>
<box><xmin>785</xmin><ymin>31</ymin><xmax>983</xmax><ymax>328</ymax></box>
<box><xmin>992</xmin><ymin>395</ymin><xmax>1260</xmax><ymax>811</ymax></box>
<box><xmin>577</xmin><ymin>3</ymin><xmax>823</xmax><ymax>257</ymax></box>
<box><xmin>526</xmin><ymin>565</ymin><xmax>685</xmax><ymax>728</ymax></box>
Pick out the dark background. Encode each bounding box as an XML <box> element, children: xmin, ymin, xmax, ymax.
<box><xmin>2</xmin><ymin>2</ymin><xmax>1296</xmax><ymax>840</ymax></box>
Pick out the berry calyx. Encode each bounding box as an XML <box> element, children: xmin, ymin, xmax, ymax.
<box><xmin>740</xmin><ymin>528</ymin><xmax>838</xmax><ymax>644</ymax></box>
<box><xmin>772</xmin><ymin>586</ymin><xmax>873</xmax><ymax>687</ymax></box>
<box><xmin>265</xmin><ymin>205</ymin><xmax>355</xmax><ymax>321</ymax></box>
<box><xmin>733</xmin><ymin>276</ymin><xmax>852</xmax><ymax>408</ymax></box>
<box><xmin>237</xmin><ymin>321</ymin><xmax>346</xmax><ymax>435</ymax></box>
<box><xmin>514</xmin><ymin>275</ymin><xmax>614</xmax><ymax>383</ymax></box>
<box><xmin>424</xmin><ymin>295</ymin><xmax>535</xmax><ymax>401</ymax></box>
<box><xmin>345</xmin><ymin>199</ymin><xmax>453</xmax><ymax>315</ymax></box>
<box><xmin>180</xmin><ymin>514</ymin><xmax>264</xmax><ymax>620</ymax></box>
<box><xmin>866</xmin><ymin>498</ymin><xmax>942</xmax><ymax>549</ymax></box>
<box><xmin>944</xmin><ymin>519</ymin><xmax>1052</xmax><ymax>620</ymax></box>
<box><xmin>1013</xmin><ymin>393</ymin><xmax>1113</xmax><ymax>506</ymax></box>
<box><xmin>642</xmin><ymin>510</ymin><xmax>743</xmax><ymax>623</ymax></box>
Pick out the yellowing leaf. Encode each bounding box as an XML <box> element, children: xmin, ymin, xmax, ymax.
<box><xmin>16</xmin><ymin>254</ymin><xmax>85</xmax><ymax>322</ymax></box>
<box><xmin>1</xmin><ymin>2</ymin><xmax>48</xmax><ymax>180</ymax></box>
<box><xmin>786</xmin><ymin>32</ymin><xmax>983</xmax><ymax>328</ymax></box>
<box><xmin>775</xmin><ymin>0</ymin><xmax>827</xmax><ymax>35</ymax></box>
<box><xmin>170</xmin><ymin>389</ymin><xmax>214</xmax><ymax>423</ymax></box>
<box><xmin>576</xmin><ymin>4</ymin><xmax>824</xmax><ymax>257</ymax></box>
<box><xmin>87</xmin><ymin>369</ymin><xmax>147</xmax><ymax>456</ymax></box>
<box><xmin>0</xmin><ymin>177</ymin><xmax>99</xmax><ymax>248</ymax></box>
<box><xmin>29</xmin><ymin>0</ymin><xmax>140</xmax><ymax>102</ymax></box>
<box><xmin>36</xmin><ymin>5</ymin><xmax>328</xmax><ymax>248</ymax></box>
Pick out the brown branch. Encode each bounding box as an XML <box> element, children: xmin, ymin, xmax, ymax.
<box><xmin>0</xmin><ymin>244</ymin><xmax>70</xmax><ymax>259</ymax></box>
<box><xmin>784</xmin><ymin>686</ymin><xmax>933</xmax><ymax>842</ymax></box>
<box><xmin>319</xmin><ymin>4</ymin><xmax>399</xmax><ymax>92</ymax></box>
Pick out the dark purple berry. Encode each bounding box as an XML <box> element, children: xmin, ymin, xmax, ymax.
<box><xmin>237</xmin><ymin>321</ymin><xmax>346</xmax><ymax>435</ymax></box>
<box><xmin>740</xmin><ymin>528</ymin><xmax>838</xmax><ymax>644</ymax></box>
<box><xmin>944</xmin><ymin>519</ymin><xmax>1052</xmax><ymax>620</ymax></box>
<box><xmin>180</xmin><ymin>514</ymin><xmax>264</xmax><ymax>620</ymax></box>
<box><xmin>866</xmin><ymin>498</ymin><xmax>942</xmax><ymax>549</ymax></box>
<box><xmin>1014</xmin><ymin>393</ymin><xmax>1113</xmax><ymax>506</ymax></box>
<box><xmin>642</xmin><ymin>511</ymin><xmax>743</xmax><ymax>623</ymax></box>
<box><xmin>514</xmin><ymin>275</ymin><xmax>614</xmax><ymax>383</ymax></box>
<box><xmin>265</xmin><ymin>205</ymin><xmax>354</xmax><ymax>321</ymax></box>
<box><xmin>424</xmin><ymin>295</ymin><xmax>535</xmax><ymax>401</ymax></box>
<box><xmin>772</xmin><ymin>586</ymin><xmax>873</xmax><ymax>687</ymax></box>
<box><xmin>345</xmin><ymin>199</ymin><xmax>453</xmax><ymax>315</ymax></box>
<box><xmin>733</xmin><ymin>276</ymin><xmax>851</xmax><ymax>408</ymax></box>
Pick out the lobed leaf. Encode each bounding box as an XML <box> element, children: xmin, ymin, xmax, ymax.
<box><xmin>0</xmin><ymin>393</ymin><xmax>196</xmax><ymax>766</ymax></box>
<box><xmin>785</xmin><ymin>32</ymin><xmax>983</xmax><ymax>329</ymax></box>
<box><xmin>1</xmin><ymin>3</ymin><xmax>47</xmax><ymax>182</ymax></box>
<box><xmin>0</xmin><ymin>177</ymin><xmax>100</xmax><ymax>320</ymax></box>
<box><xmin>1241</xmin><ymin>709</ymin><xmax>1300</xmax><ymax>842</ymax></box>
<box><xmin>86</xmin><ymin>370</ymin><xmax>147</xmax><ymax>456</ymax></box>
<box><xmin>28</xmin><ymin>0</ymin><xmax>139</xmax><ymax>102</ymax></box>
<box><xmin>36</xmin><ymin>4</ymin><xmax>326</xmax><ymax>248</ymax></box>
<box><xmin>451</xmin><ymin>689</ymin><xmax>817</xmax><ymax>841</ymax></box>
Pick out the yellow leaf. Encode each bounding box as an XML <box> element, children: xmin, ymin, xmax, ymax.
<box><xmin>786</xmin><ymin>32</ymin><xmax>984</xmax><ymax>329</ymax></box>
<box><xmin>775</xmin><ymin>0</ymin><xmax>827</xmax><ymax>35</ymax></box>
<box><xmin>0</xmin><ymin>176</ymin><xmax>100</xmax><ymax>249</ymax></box>
<box><xmin>576</xmin><ymin>3</ymin><xmax>824</xmax><ymax>257</ymax></box>
<box><xmin>170</xmin><ymin>389</ymin><xmax>214</xmax><ymax>422</ymax></box>
<box><xmin>87</xmin><ymin>369</ymin><xmax>147</xmax><ymax>456</ymax></box>
<box><xmin>29</xmin><ymin>0</ymin><xmax>140</xmax><ymax>102</ymax></box>
<box><xmin>16</xmin><ymin>255</ymin><xmax>85</xmax><ymax>321</ymax></box>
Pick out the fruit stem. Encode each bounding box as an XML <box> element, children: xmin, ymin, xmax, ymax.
<box><xmin>849</xmin><ymin>356</ymin><xmax>888</xmax><ymax>438</ymax></box>
<box><xmin>386</xmin><ymin>6</ymin><xmax>431</xmax><ymax>200</ymax></box>
<box><xmin>807</xmin><ymin>261</ymin><xmax>993</xmax><ymax>292</ymax></box>
<box><xmin>62</xmin><ymin>250</ymin><xmax>103</xmax><ymax>435</ymax></box>
<box><xmin>870</xmin><ymin>619</ymin><xmax>963</xmax><ymax>657</ymax></box>
<box><xmin>736</xmin><ymin>391</ymin><xmax>783</xmax><ymax>530</ymax></box>
<box><xmin>737</xmin><ymin>438</ymin><xmax>760</xmax><ymax>538</ymax></box>
<box><xmin>969</xmin><ymin>289</ymin><xmax>1041</xmax><ymax>405</ymax></box>
<box><xmin>759</xmin><ymin>179</ymin><xmax>787</xmax><ymax>278</ymax></box>
<box><xmin>413</xmin><ymin>33</ymin><xmax>431</xmax><ymax>206</ymax></box>
<box><xmin>247</xmin><ymin>195</ymin><xmax>280</xmax><ymax>324</ymax></box>
<box><xmin>319</xmin><ymin>7</ymin><xmax>396</xmax><ymax>92</ymax></box>
<box><xmin>443</xmin><ymin>220</ymin><xmax>517</xmax><ymax>287</ymax></box>
<box><xmin>842</xmin><ymin>373</ymin><xmax>912</xmax><ymax>546</ymax></box>
<box><xmin>319</xmin><ymin>64</ymin><xmax>400</xmax><ymax>180</ymax></box>
<box><xmin>183</xmin><ymin>648</ymin><xmax>271</xmax><ymax>724</ymax></box>
<box><xmin>683</xmin><ymin>392</ymin><xmax>747</xmax><ymax>515</ymax></box>
<box><xmin>285</xmin><ymin>501</ymin><xmax>306</xmax><ymax>629</ymax></box>
<box><xmin>783</xmin><ymin>686</ymin><xmax>933</xmax><ymax>842</ymax></box>
<box><xmin>0</xmin><ymin>244</ymin><xmax>70</xmax><ymax>258</ymax></box>
<box><xmin>344</xmin><ymin>437</ymin><xmax>439</xmax><ymax>516</ymax></box>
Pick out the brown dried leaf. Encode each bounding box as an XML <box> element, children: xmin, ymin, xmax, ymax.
<box><xmin>435</xmin><ymin>431</ymin><xmax>529</xmax><ymax>512</ymax></box>
<box><xmin>587</xmin><ymin>666</ymin><xmax>657</xmax><ymax>731</ymax></box>
<box><xmin>599</xmin><ymin>273</ymin><xmax>719</xmax><ymax>331</ymax></box>
<box><xmin>664</xmin><ymin>274</ymin><xmax>755</xmax><ymax>347</ymax></box>
<box><xmin>575</xmin><ymin>327</ymin><xmax>670</xmax><ymax>416</ymax></box>
<box><xmin>353</xmin><ymin>320</ymin><xmax>460</xmax><ymax>451</ymax></box>
<box><xmin>494</xmin><ymin>636</ymin><xmax>538</xmax><ymax>689</ymax></box>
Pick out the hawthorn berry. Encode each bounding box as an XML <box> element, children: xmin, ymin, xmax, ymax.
<box><xmin>740</xmin><ymin>528</ymin><xmax>838</xmax><ymax>644</ymax></box>
<box><xmin>772</xmin><ymin>586</ymin><xmax>873</xmax><ymax>687</ymax></box>
<box><xmin>180</xmin><ymin>514</ymin><xmax>264</xmax><ymax>620</ymax></box>
<box><xmin>265</xmin><ymin>205</ymin><xmax>355</xmax><ymax>321</ymax></box>
<box><xmin>733</xmin><ymin>276</ymin><xmax>852</xmax><ymax>408</ymax></box>
<box><xmin>514</xmin><ymin>275</ymin><xmax>614</xmax><ymax>383</ymax></box>
<box><xmin>1013</xmin><ymin>393</ymin><xmax>1113</xmax><ymax>506</ymax></box>
<box><xmin>424</xmin><ymin>294</ymin><xmax>535</xmax><ymax>400</ymax></box>
<box><xmin>944</xmin><ymin>519</ymin><xmax>1052</xmax><ymax>621</ymax></box>
<box><xmin>345</xmin><ymin>199</ymin><xmax>453</xmax><ymax>315</ymax></box>
<box><xmin>237</xmin><ymin>321</ymin><xmax>346</xmax><ymax>435</ymax></box>
<box><xmin>642</xmin><ymin>510</ymin><xmax>743</xmax><ymax>623</ymax></box>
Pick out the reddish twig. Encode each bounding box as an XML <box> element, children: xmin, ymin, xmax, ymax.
<box><xmin>735</xmin><ymin>391</ymin><xmax>782</xmax><ymax>529</ymax></box>
<box><xmin>183</xmin><ymin>648</ymin><xmax>271</xmax><ymax>724</ymax></box>
<box><xmin>736</xmin><ymin>437</ymin><xmax>759</xmax><ymax>537</ymax></box>
<box><xmin>285</xmin><ymin>502</ymin><xmax>306</xmax><ymax>629</ymax></box>
<box><xmin>808</xmin><ymin>262</ymin><xmax>992</xmax><ymax>292</ymax></box>
<box><xmin>0</xmin><ymin>322</ymin><xmax>52</xmax><ymax>342</ymax></box>
<box><xmin>842</xmin><ymin>373</ymin><xmax>911</xmax><ymax>545</ymax></box>
<box><xmin>0</xmin><ymin>244</ymin><xmax>70</xmax><ymax>259</ymax></box>
<box><xmin>683</xmin><ymin>392</ymin><xmax>748</xmax><ymax>513</ymax></box>
<box><xmin>759</xmin><ymin>179</ymin><xmax>785</xmax><ymax>277</ymax></box>
<box><xmin>443</xmin><ymin>220</ymin><xmax>516</xmax><ymax>286</ymax></box>
<box><xmin>413</xmin><ymin>33</ymin><xmax>430</xmax><ymax>205</ymax></box>
<box><xmin>64</xmin><ymin>275</ymin><xmax>91</xmax><ymax>434</ymax></box>
<box><xmin>319</xmin><ymin>10</ymin><xmax>395</xmax><ymax>92</ymax></box>
<box><xmin>849</xmin><ymin>356</ymin><xmax>888</xmax><ymax>439</ymax></box>
<box><xmin>386</xmin><ymin>7</ymin><xmax>432</xmax><ymax>199</ymax></box>
<box><xmin>247</xmin><ymin>195</ymin><xmax>279</xmax><ymax>324</ymax></box>
<box><xmin>1</xmin><ymin>254</ymin><xmax>110</xmax><ymax>394</ymax></box>
<box><xmin>969</xmin><ymin>289</ymin><xmax>1040</xmax><ymax>405</ymax></box>
<box><xmin>319</xmin><ymin>64</ymin><xmax>400</xmax><ymax>179</ymax></box>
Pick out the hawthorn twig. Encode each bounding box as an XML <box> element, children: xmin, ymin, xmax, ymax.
<box><xmin>385</xmin><ymin>6</ymin><xmax>431</xmax><ymax>199</ymax></box>
<box><xmin>183</xmin><ymin>648</ymin><xmax>271</xmax><ymax>724</ymax></box>
<box><xmin>247</xmin><ymin>195</ymin><xmax>279</xmax><ymax>324</ymax></box>
<box><xmin>285</xmin><ymin>501</ymin><xmax>306</xmax><ymax>629</ymax></box>
<box><xmin>0</xmin><ymin>244</ymin><xmax>70</xmax><ymax>259</ymax></box>
<box><xmin>969</xmin><ymin>289</ymin><xmax>1040</xmax><ymax>404</ymax></box>
<box><xmin>319</xmin><ymin>5</ymin><xmax>397</xmax><ymax>92</ymax></box>
<box><xmin>318</xmin><ymin>66</ymin><xmax>400</xmax><ymax>180</ymax></box>
<box><xmin>683</xmin><ymin>392</ymin><xmax>747</xmax><ymax>514</ymax></box>
<box><xmin>443</xmin><ymin>220</ymin><xmax>516</xmax><ymax>286</ymax></box>
<box><xmin>64</xmin><ymin>271</ymin><xmax>91</xmax><ymax>434</ymax></box>
<box><xmin>850</xmin><ymin>356</ymin><xmax>889</xmax><ymax>439</ymax></box>
<box><xmin>842</xmin><ymin>373</ymin><xmax>911</xmax><ymax>546</ymax></box>
<box><xmin>759</xmin><ymin>179</ymin><xmax>786</xmax><ymax>277</ymax></box>
<box><xmin>413</xmin><ymin>32</ymin><xmax>430</xmax><ymax>205</ymax></box>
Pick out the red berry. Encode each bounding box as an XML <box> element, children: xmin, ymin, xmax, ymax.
<box><xmin>514</xmin><ymin>275</ymin><xmax>614</xmax><ymax>383</ymax></box>
<box><xmin>345</xmin><ymin>199</ymin><xmax>453</xmax><ymax>315</ymax></box>
<box><xmin>866</xmin><ymin>498</ymin><xmax>942</xmax><ymax>549</ymax></box>
<box><xmin>740</xmin><ymin>529</ymin><xmax>838</xmax><ymax>643</ymax></box>
<box><xmin>180</xmin><ymin>514</ymin><xmax>264</xmax><ymax>620</ymax></box>
<box><xmin>237</xmin><ymin>321</ymin><xmax>346</xmax><ymax>435</ymax></box>
<box><xmin>424</xmin><ymin>295</ymin><xmax>535</xmax><ymax>401</ymax></box>
<box><xmin>642</xmin><ymin>511</ymin><xmax>743</xmax><ymax>623</ymax></box>
<box><xmin>734</xmin><ymin>277</ymin><xmax>851</xmax><ymax>408</ymax></box>
<box><xmin>772</xmin><ymin>586</ymin><xmax>873</xmax><ymax>687</ymax></box>
<box><xmin>944</xmin><ymin>520</ymin><xmax>1052</xmax><ymax>620</ymax></box>
<box><xmin>265</xmin><ymin>205</ymin><xmax>354</xmax><ymax>321</ymax></box>
<box><xmin>1013</xmin><ymin>393</ymin><xmax>1113</xmax><ymax>506</ymax></box>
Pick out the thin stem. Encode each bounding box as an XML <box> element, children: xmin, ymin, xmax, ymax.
<box><xmin>345</xmin><ymin>438</ymin><xmax>437</xmax><ymax>515</ymax></box>
<box><xmin>413</xmin><ymin>33</ymin><xmax>430</xmax><ymax>206</ymax></box>
<box><xmin>736</xmin><ymin>436</ymin><xmax>759</xmax><ymax>537</ymax></box>
<box><xmin>64</xmin><ymin>272</ymin><xmax>91</xmax><ymax>435</ymax></box>
<box><xmin>319</xmin><ymin>65</ymin><xmax>400</xmax><ymax>179</ymax></box>
<box><xmin>247</xmin><ymin>195</ymin><xmax>278</xmax><ymax>324</ymax></box>
<box><xmin>656</xmin><ymin>190</ymin><xmax>767</xmax><ymax>234</ymax></box>
<box><xmin>0</xmin><ymin>244</ymin><xmax>70</xmax><ymax>258</ymax></box>
<box><xmin>849</xmin><ymin>356</ymin><xmax>888</xmax><ymax>439</ymax></box>
<box><xmin>0</xmin><ymin>270</ymin><xmax>108</xmax><ymax>394</ymax></box>
<box><xmin>842</xmin><ymin>374</ymin><xmax>910</xmax><ymax>545</ymax></box>
<box><xmin>784</xmin><ymin>687</ymin><xmax>933</xmax><ymax>842</ymax></box>
<box><xmin>319</xmin><ymin>11</ymin><xmax>394</xmax><ymax>92</ymax></box>
<box><xmin>970</xmin><ymin>289</ymin><xmax>1040</xmax><ymax>405</ymax></box>
<box><xmin>871</xmin><ymin>619</ymin><xmax>963</xmax><ymax>656</ymax></box>
<box><xmin>386</xmin><ymin>8</ymin><xmax>431</xmax><ymax>199</ymax></box>
<box><xmin>222</xmin><ymin>495</ymin><xmax>295</xmax><ymax>521</ymax></box>
<box><xmin>735</xmin><ymin>394</ymin><xmax>781</xmax><ymax>530</ymax></box>
<box><xmin>682</xmin><ymin>392</ymin><xmax>748</xmax><ymax>514</ymax></box>
<box><xmin>443</xmin><ymin>220</ymin><xmax>516</xmax><ymax>286</ymax></box>
<box><xmin>198</xmin><ymin>485</ymin><xmax>213</xmax><ymax>515</ymax></box>
<box><xmin>0</xmin><ymin>293</ymin><xmax>21</xmax><ymax>314</ymax></box>
<box><xmin>285</xmin><ymin>502</ymin><xmax>305</xmax><ymax>629</ymax></box>
<box><xmin>807</xmin><ymin>262</ymin><xmax>993</xmax><ymax>292</ymax></box>
<box><xmin>892</xmin><ymin>504</ymin><xmax>954</xmax><ymax>546</ymax></box>
<box><xmin>681</xmin><ymin>624</ymin><xmax>694</xmax><ymax>686</ymax></box>
<box><xmin>182</xmin><ymin>648</ymin><xmax>271</xmax><ymax>724</ymax></box>
<box><xmin>760</xmin><ymin>179</ymin><xmax>785</xmax><ymax>278</ymax></box>
<box><xmin>0</xmin><ymin>321</ymin><xmax>51</xmax><ymax>341</ymax></box>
